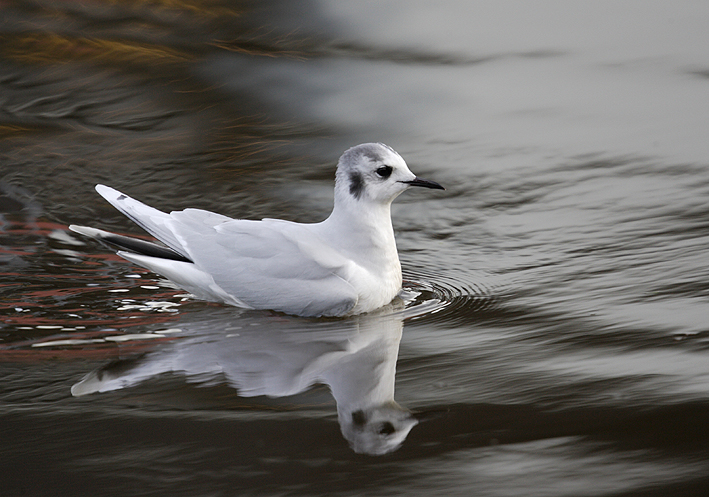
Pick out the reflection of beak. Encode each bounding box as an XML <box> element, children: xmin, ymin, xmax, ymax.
<box><xmin>413</xmin><ymin>407</ymin><xmax>450</xmax><ymax>422</ymax></box>
<box><xmin>401</xmin><ymin>177</ymin><xmax>445</xmax><ymax>190</ymax></box>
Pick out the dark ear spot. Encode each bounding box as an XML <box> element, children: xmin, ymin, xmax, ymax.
<box><xmin>349</xmin><ymin>172</ymin><xmax>364</xmax><ymax>200</ymax></box>
<box><xmin>352</xmin><ymin>410</ymin><xmax>367</xmax><ymax>428</ymax></box>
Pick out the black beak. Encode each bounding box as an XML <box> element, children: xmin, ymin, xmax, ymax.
<box><xmin>402</xmin><ymin>177</ymin><xmax>445</xmax><ymax>190</ymax></box>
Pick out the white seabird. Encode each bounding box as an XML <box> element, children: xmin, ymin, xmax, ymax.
<box><xmin>70</xmin><ymin>143</ymin><xmax>444</xmax><ymax>317</ymax></box>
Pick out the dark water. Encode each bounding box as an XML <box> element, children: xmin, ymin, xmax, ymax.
<box><xmin>3</xmin><ymin>1</ymin><xmax>709</xmax><ymax>495</ymax></box>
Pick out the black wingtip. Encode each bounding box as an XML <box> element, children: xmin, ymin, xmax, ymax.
<box><xmin>101</xmin><ymin>233</ymin><xmax>193</xmax><ymax>263</ymax></box>
<box><xmin>71</xmin><ymin>225</ymin><xmax>193</xmax><ymax>263</ymax></box>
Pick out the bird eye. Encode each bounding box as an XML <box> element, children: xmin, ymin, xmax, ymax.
<box><xmin>376</xmin><ymin>165</ymin><xmax>393</xmax><ymax>178</ymax></box>
<box><xmin>378</xmin><ymin>422</ymin><xmax>396</xmax><ymax>435</ymax></box>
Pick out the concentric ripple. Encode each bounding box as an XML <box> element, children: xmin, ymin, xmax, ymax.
<box><xmin>400</xmin><ymin>267</ymin><xmax>502</xmax><ymax>323</ymax></box>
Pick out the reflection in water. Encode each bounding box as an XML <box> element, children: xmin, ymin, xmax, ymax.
<box><xmin>71</xmin><ymin>305</ymin><xmax>417</xmax><ymax>455</ymax></box>
<box><xmin>4</xmin><ymin>0</ymin><xmax>709</xmax><ymax>493</ymax></box>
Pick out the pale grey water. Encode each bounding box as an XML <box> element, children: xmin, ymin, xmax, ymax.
<box><xmin>2</xmin><ymin>1</ymin><xmax>709</xmax><ymax>495</ymax></box>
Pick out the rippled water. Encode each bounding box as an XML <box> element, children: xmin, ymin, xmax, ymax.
<box><xmin>2</xmin><ymin>1</ymin><xmax>709</xmax><ymax>495</ymax></box>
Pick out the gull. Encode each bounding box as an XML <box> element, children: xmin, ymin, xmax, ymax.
<box><xmin>70</xmin><ymin>143</ymin><xmax>444</xmax><ymax>317</ymax></box>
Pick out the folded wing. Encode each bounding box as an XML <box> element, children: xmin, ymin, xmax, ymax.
<box><xmin>169</xmin><ymin>211</ymin><xmax>359</xmax><ymax>316</ymax></box>
<box><xmin>90</xmin><ymin>186</ymin><xmax>358</xmax><ymax>317</ymax></box>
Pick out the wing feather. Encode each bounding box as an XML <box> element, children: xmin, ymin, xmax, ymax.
<box><xmin>91</xmin><ymin>186</ymin><xmax>358</xmax><ymax>316</ymax></box>
<box><xmin>168</xmin><ymin>213</ymin><xmax>359</xmax><ymax>316</ymax></box>
<box><xmin>95</xmin><ymin>185</ymin><xmax>190</xmax><ymax>259</ymax></box>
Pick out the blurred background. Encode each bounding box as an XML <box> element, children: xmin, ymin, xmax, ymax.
<box><xmin>2</xmin><ymin>1</ymin><xmax>709</xmax><ymax>495</ymax></box>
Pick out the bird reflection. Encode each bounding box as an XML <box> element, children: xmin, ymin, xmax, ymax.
<box><xmin>72</xmin><ymin>303</ymin><xmax>417</xmax><ymax>455</ymax></box>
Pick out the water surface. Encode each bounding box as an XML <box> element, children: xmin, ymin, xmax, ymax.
<box><xmin>2</xmin><ymin>1</ymin><xmax>709</xmax><ymax>495</ymax></box>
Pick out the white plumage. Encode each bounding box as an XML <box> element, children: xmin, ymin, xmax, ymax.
<box><xmin>70</xmin><ymin>143</ymin><xmax>443</xmax><ymax>317</ymax></box>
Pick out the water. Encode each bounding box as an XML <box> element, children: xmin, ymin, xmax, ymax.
<box><xmin>2</xmin><ymin>0</ymin><xmax>709</xmax><ymax>495</ymax></box>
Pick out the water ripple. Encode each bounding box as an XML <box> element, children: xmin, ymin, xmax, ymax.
<box><xmin>401</xmin><ymin>267</ymin><xmax>501</xmax><ymax>323</ymax></box>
